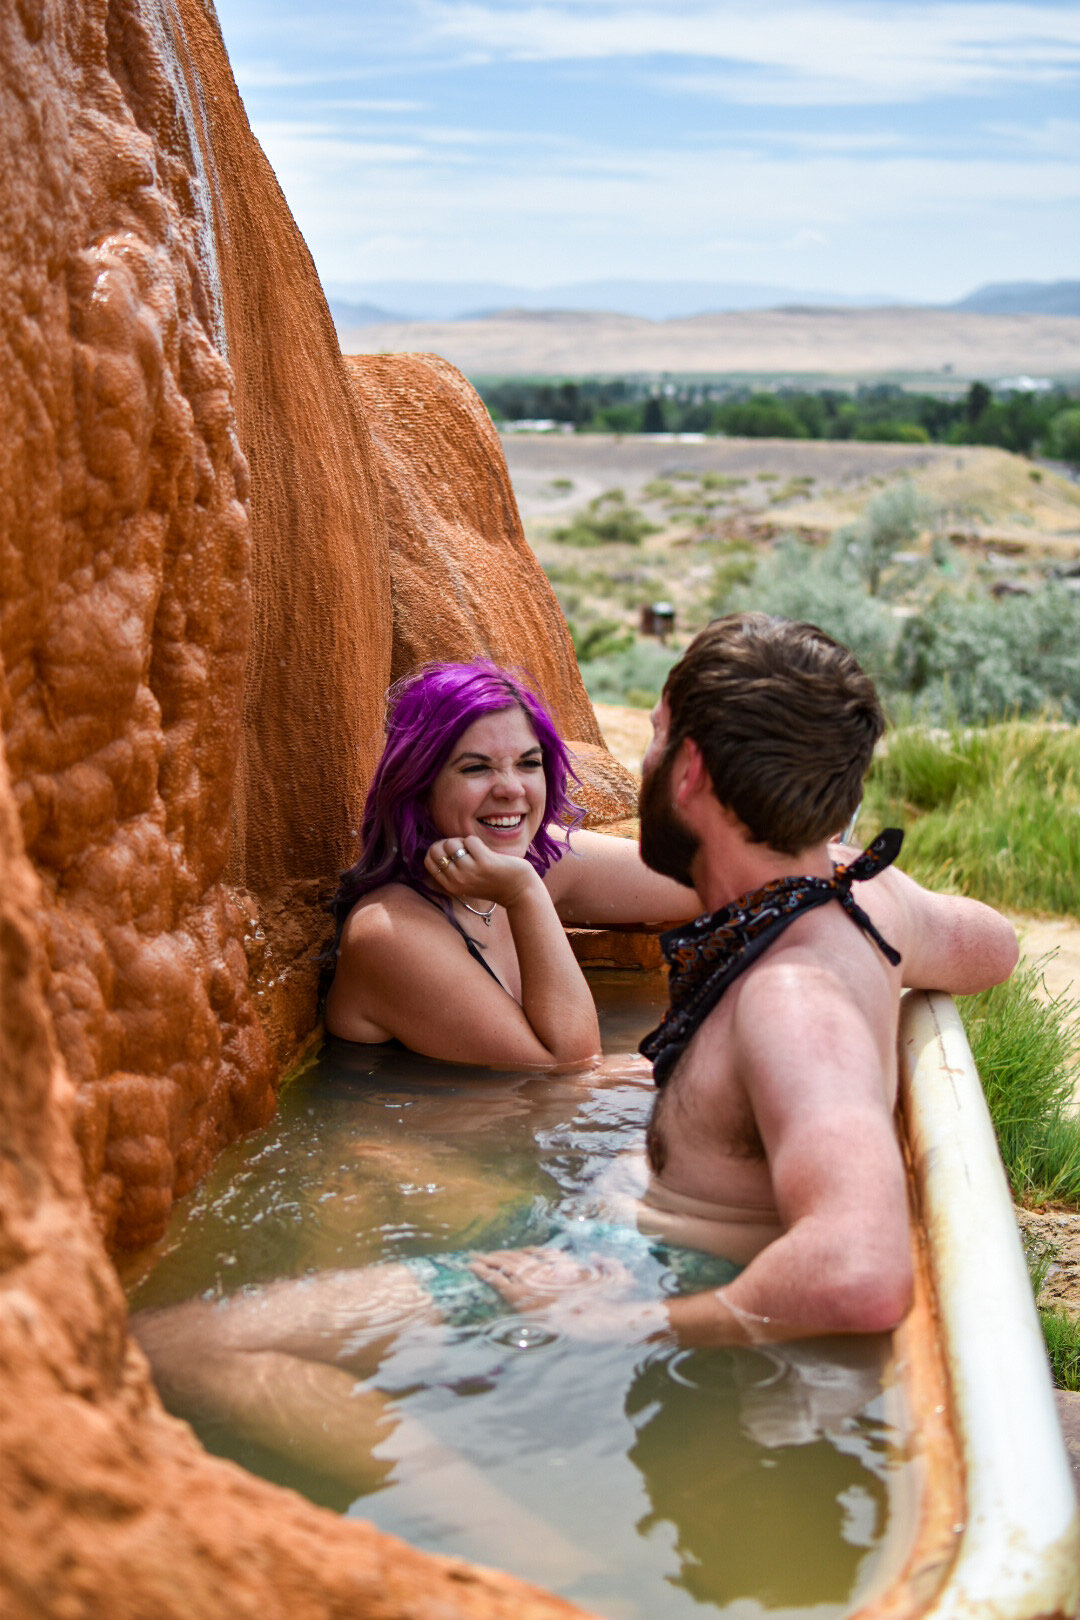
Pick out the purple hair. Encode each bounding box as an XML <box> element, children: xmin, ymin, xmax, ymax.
<box><xmin>329</xmin><ymin>661</ymin><xmax>584</xmax><ymax>939</ymax></box>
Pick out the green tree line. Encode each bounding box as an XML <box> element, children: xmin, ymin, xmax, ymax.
<box><xmin>477</xmin><ymin>377</ymin><xmax>1080</xmax><ymax>462</ymax></box>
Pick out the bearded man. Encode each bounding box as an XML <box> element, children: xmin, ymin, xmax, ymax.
<box><xmin>473</xmin><ymin>613</ymin><xmax>1018</xmax><ymax>1346</ymax></box>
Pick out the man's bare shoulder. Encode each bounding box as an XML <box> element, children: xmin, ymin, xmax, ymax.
<box><xmin>728</xmin><ymin>949</ymin><xmax>873</xmax><ymax>1040</ymax></box>
<box><xmin>724</xmin><ymin>949</ymin><xmax>893</xmax><ymax>1118</ymax></box>
<box><xmin>852</xmin><ymin>862</ymin><xmax>1018</xmax><ymax>995</ymax></box>
<box><xmin>828</xmin><ymin>839</ymin><xmax>1018</xmax><ymax>995</ymax></box>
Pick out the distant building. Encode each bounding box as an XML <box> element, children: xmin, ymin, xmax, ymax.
<box><xmin>996</xmin><ymin>375</ymin><xmax>1053</xmax><ymax>394</ymax></box>
<box><xmin>640</xmin><ymin>602</ymin><xmax>676</xmax><ymax>641</ymax></box>
<box><xmin>500</xmin><ymin>419</ymin><xmax>574</xmax><ymax>434</ymax></box>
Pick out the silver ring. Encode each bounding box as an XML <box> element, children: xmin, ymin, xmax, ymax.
<box><xmin>452</xmin><ymin>846</ymin><xmax>467</xmax><ymax>861</ymax></box>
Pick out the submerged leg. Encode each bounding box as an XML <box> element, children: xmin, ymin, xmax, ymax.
<box><xmin>133</xmin><ymin>1262</ymin><xmax>438</xmax><ymax>1379</ymax></box>
<box><xmin>131</xmin><ymin>1266</ymin><xmax>601</xmax><ymax>1581</ymax></box>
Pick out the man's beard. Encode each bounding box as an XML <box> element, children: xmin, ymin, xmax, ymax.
<box><xmin>639</xmin><ymin>747</ymin><xmax>700</xmax><ymax>889</ymax></box>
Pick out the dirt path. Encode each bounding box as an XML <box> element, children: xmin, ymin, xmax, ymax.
<box><xmin>593</xmin><ymin>702</ymin><xmax>653</xmax><ymax>775</ymax></box>
<box><xmin>1014</xmin><ymin>918</ymin><xmax>1080</xmax><ymax>1031</ymax></box>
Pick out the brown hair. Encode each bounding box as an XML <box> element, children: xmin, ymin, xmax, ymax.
<box><xmin>662</xmin><ymin>613</ymin><xmax>885</xmax><ymax>855</ymax></box>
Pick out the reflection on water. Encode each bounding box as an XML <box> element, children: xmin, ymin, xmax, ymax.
<box><xmin>126</xmin><ymin>971</ymin><xmax>915</xmax><ymax>1618</ymax></box>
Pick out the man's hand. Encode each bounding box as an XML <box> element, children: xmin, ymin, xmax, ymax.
<box><xmin>470</xmin><ymin>1248</ymin><xmax>668</xmax><ymax>1342</ymax></box>
<box><xmin>470</xmin><ymin>1247</ymin><xmax>634</xmax><ymax>1309</ymax></box>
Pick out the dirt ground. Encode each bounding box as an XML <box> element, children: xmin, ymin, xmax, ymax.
<box><xmin>504</xmin><ymin>436</ymin><xmax>1080</xmax><ymax>660</ymax></box>
<box><xmin>593</xmin><ymin>701</ymin><xmax>653</xmax><ymax>774</ymax></box>
<box><xmin>505</xmin><ymin>433</ymin><xmax>950</xmax><ymax>522</ymax></box>
<box><xmin>1015</xmin><ymin>915</ymin><xmax>1080</xmax><ymax>1321</ymax></box>
<box><xmin>505</xmin><ymin>434</ymin><xmax>1080</xmax><ymax>554</ymax></box>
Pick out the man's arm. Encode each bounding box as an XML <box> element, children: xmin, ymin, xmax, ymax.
<box><xmin>891</xmin><ymin>875</ymin><xmax>1019</xmax><ymax>996</ymax></box>
<box><xmin>474</xmin><ymin>963</ymin><xmax>913</xmax><ymax>1348</ymax></box>
<box><xmin>827</xmin><ymin>841</ymin><xmax>1018</xmax><ymax>998</ymax></box>
<box><xmin>662</xmin><ymin>963</ymin><xmax>913</xmax><ymax>1346</ymax></box>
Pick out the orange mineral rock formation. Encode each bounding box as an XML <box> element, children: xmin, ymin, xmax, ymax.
<box><xmin>1</xmin><ymin>0</ymin><xmax>282</xmax><ymax>1253</ymax></box>
<box><xmin>166</xmin><ymin>0</ymin><xmax>396</xmax><ymax>1070</ymax></box>
<box><xmin>0</xmin><ymin>728</ymin><xmax>589</xmax><ymax>1620</ymax></box>
<box><xmin>1</xmin><ymin>0</ymin><xmax>630</xmax><ymax>1611</ymax></box>
<box><xmin>348</xmin><ymin>351</ymin><xmax>639</xmax><ymax>821</ymax></box>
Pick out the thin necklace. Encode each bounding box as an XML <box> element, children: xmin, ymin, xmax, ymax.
<box><xmin>461</xmin><ymin>898</ymin><xmax>497</xmax><ymax>927</ymax></box>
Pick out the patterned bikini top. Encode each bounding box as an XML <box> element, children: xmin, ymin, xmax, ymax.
<box><xmin>639</xmin><ymin>827</ymin><xmax>904</xmax><ymax>1089</ymax></box>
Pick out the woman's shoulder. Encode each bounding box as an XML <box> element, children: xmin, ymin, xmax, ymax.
<box><xmin>332</xmin><ymin>884</ymin><xmax>459</xmax><ymax>1016</ymax></box>
<box><xmin>340</xmin><ymin>881</ymin><xmax>440</xmax><ymax>939</ymax></box>
<box><xmin>328</xmin><ymin>885</ymin><xmax>447</xmax><ymax>1044</ymax></box>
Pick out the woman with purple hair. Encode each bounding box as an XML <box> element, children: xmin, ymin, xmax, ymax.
<box><xmin>324</xmin><ymin>660</ymin><xmax>697</xmax><ymax>1067</ymax></box>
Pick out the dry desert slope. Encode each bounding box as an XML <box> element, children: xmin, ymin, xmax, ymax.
<box><xmin>342</xmin><ymin>305</ymin><xmax>1080</xmax><ymax>379</ymax></box>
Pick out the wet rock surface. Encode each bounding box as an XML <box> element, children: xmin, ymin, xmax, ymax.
<box><xmin>0</xmin><ymin>734</ymin><xmax>587</xmax><ymax>1618</ymax></box>
<box><xmin>1</xmin><ymin>0</ymin><xmax>278</xmax><ymax>1254</ymax></box>
<box><xmin>0</xmin><ymin>0</ymin><xmax>626</xmax><ymax>1612</ymax></box>
<box><xmin>348</xmin><ymin>353</ymin><xmax>639</xmax><ymax>825</ymax></box>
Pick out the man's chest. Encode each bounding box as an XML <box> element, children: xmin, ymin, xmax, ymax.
<box><xmin>647</xmin><ymin>1008</ymin><xmax>766</xmax><ymax>1173</ymax></box>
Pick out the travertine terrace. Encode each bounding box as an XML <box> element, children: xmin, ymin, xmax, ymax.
<box><xmin>0</xmin><ymin>0</ymin><xmax>630</xmax><ymax>1611</ymax></box>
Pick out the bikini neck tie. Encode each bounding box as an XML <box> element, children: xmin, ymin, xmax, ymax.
<box><xmin>640</xmin><ymin>827</ymin><xmax>904</xmax><ymax>1089</ymax></box>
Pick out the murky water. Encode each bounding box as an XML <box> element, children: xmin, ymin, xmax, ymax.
<box><xmin>125</xmin><ymin>971</ymin><xmax>917</xmax><ymax>1618</ymax></box>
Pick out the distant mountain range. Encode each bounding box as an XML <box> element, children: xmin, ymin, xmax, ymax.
<box><xmin>952</xmin><ymin>280</ymin><xmax>1080</xmax><ymax>317</ymax></box>
<box><xmin>327</xmin><ymin>277</ymin><xmax>1080</xmax><ymax>327</ymax></box>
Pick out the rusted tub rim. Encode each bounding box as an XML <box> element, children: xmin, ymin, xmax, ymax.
<box><xmin>898</xmin><ymin>989</ymin><xmax>1080</xmax><ymax>1619</ymax></box>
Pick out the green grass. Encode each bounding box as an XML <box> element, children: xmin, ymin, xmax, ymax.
<box><xmin>579</xmin><ymin>638</ymin><xmax>682</xmax><ymax>708</ymax></box>
<box><xmin>1040</xmin><ymin>1307</ymin><xmax>1080</xmax><ymax>1391</ymax></box>
<box><xmin>873</xmin><ymin>720</ymin><xmax>1080</xmax><ymax>1382</ymax></box>
<box><xmin>552</xmin><ymin>490</ymin><xmax>659</xmax><ymax>547</ymax></box>
<box><xmin>1025</xmin><ymin>1230</ymin><xmax>1057</xmax><ymax>1296</ymax></box>
<box><xmin>958</xmin><ymin>960</ymin><xmax>1080</xmax><ymax>1207</ymax></box>
<box><xmin>862</xmin><ymin>720</ymin><xmax>1080</xmax><ymax>915</ymax></box>
<box><xmin>978</xmin><ymin>966</ymin><xmax>1080</xmax><ymax>1387</ymax></box>
<box><xmin>1025</xmin><ymin>1233</ymin><xmax>1080</xmax><ymax>1388</ymax></box>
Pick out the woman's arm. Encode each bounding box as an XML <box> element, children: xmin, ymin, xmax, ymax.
<box><xmin>543</xmin><ymin>827</ymin><xmax>700</xmax><ymax>927</ymax></box>
<box><xmin>327</xmin><ymin>845</ymin><xmax>600</xmax><ymax>1067</ymax></box>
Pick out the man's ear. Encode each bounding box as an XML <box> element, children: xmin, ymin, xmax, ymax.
<box><xmin>671</xmin><ymin>737</ymin><xmax>708</xmax><ymax>808</ymax></box>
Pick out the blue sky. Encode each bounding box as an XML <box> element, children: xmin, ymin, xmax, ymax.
<box><xmin>213</xmin><ymin>0</ymin><xmax>1080</xmax><ymax>302</ymax></box>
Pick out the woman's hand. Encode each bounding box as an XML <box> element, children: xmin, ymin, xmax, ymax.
<box><xmin>424</xmin><ymin>835</ymin><xmax>537</xmax><ymax>909</ymax></box>
<box><xmin>417</xmin><ymin>833</ymin><xmax>599</xmax><ymax>1065</ymax></box>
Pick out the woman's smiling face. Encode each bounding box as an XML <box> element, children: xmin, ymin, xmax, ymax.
<box><xmin>427</xmin><ymin>706</ymin><xmax>547</xmax><ymax>854</ymax></box>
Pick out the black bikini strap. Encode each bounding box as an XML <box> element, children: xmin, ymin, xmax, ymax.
<box><xmin>640</xmin><ymin>827</ymin><xmax>905</xmax><ymax>1088</ymax></box>
<box><xmin>419</xmin><ymin>891</ymin><xmax>506</xmax><ymax>991</ymax></box>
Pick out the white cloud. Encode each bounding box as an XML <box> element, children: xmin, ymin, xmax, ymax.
<box><xmin>211</xmin><ymin>0</ymin><xmax>1079</xmax><ymax>298</ymax></box>
<box><xmin>258</xmin><ymin>125</ymin><xmax>432</xmax><ymax>164</ymax></box>
<box><xmin>422</xmin><ymin>1</ymin><xmax>1080</xmax><ymax>104</ymax></box>
<box><xmin>232</xmin><ymin>62</ymin><xmax>389</xmax><ymax>87</ymax></box>
<box><xmin>318</xmin><ymin>99</ymin><xmax>432</xmax><ymax>113</ymax></box>
<box><xmin>739</xmin><ymin>130</ymin><xmax>910</xmax><ymax>154</ymax></box>
<box><xmin>260</xmin><ymin>117</ymin><xmax>1080</xmax><ymax>280</ymax></box>
<box><xmin>983</xmin><ymin>116</ymin><xmax>1080</xmax><ymax>152</ymax></box>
